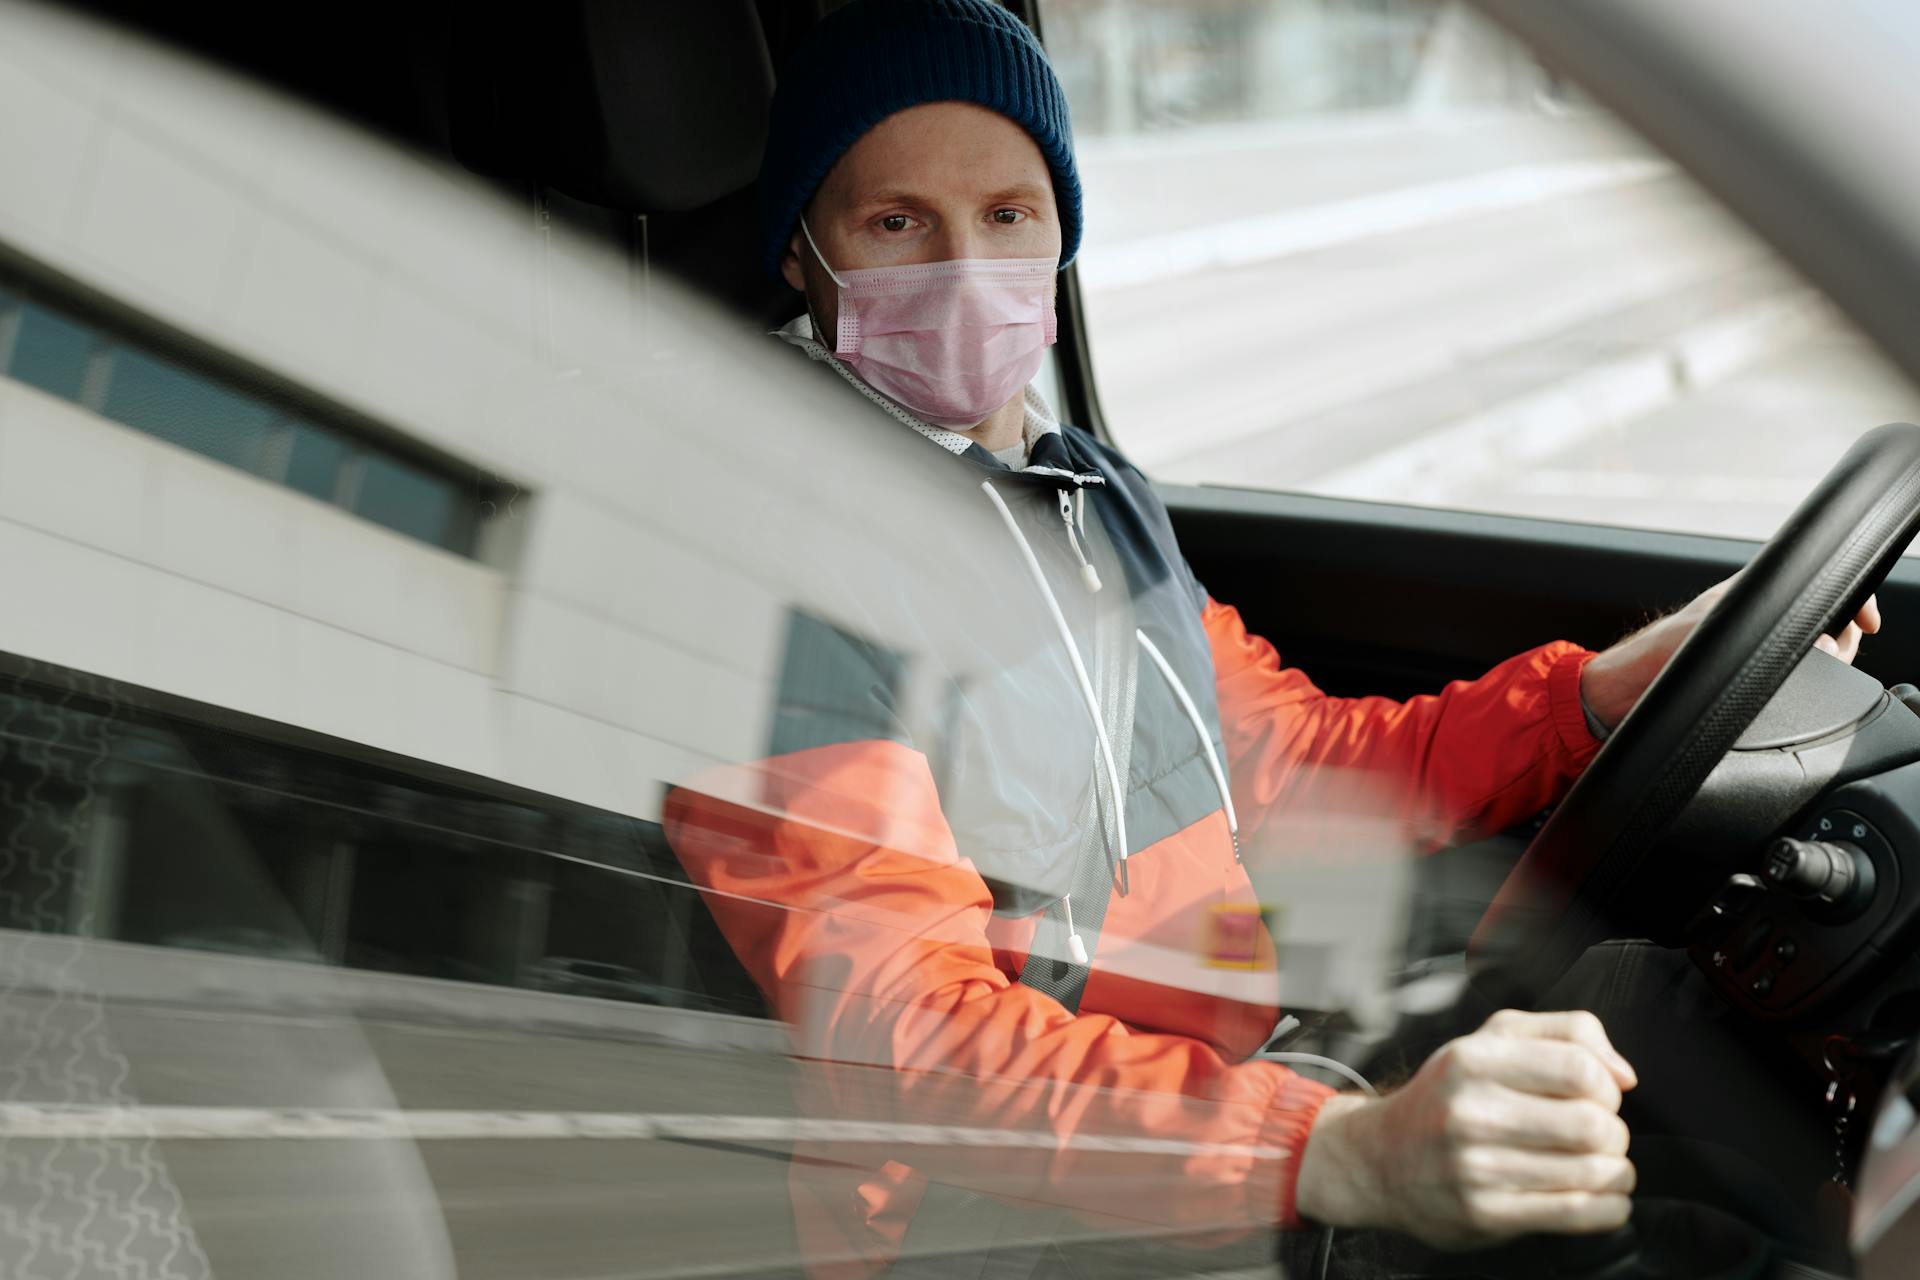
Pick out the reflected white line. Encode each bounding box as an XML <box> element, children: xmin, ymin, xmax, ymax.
<box><xmin>1077</xmin><ymin>158</ymin><xmax>1671</xmax><ymax>290</ymax></box>
<box><xmin>0</xmin><ymin>1103</ymin><xmax>1288</xmax><ymax>1159</ymax></box>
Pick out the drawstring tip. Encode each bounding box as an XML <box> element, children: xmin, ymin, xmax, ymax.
<box><xmin>1061</xmin><ymin>894</ymin><xmax>1090</xmax><ymax>964</ymax></box>
<box><xmin>1080</xmin><ymin>564</ymin><xmax>1103</xmax><ymax>593</ymax></box>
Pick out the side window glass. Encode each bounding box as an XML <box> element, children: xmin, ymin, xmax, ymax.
<box><xmin>1051</xmin><ymin>1</ymin><xmax>1920</xmax><ymax>545</ymax></box>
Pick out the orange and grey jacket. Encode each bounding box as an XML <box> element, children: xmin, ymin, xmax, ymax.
<box><xmin>664</xmin><ymin>423</ymin><xmax>1601</xmax><ymax>1277</ymax></box>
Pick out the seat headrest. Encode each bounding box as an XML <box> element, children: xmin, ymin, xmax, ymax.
<box><xmin>449</xmin><ymin>2</ymin><xmax>774</xmax><ymax>213</ymax></box>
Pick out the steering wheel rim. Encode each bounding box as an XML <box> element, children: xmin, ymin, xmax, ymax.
<box><xmin>1470</xmin><ymin>421</ymin><xmax>1920</xmax><ymax>1003</ymax></box>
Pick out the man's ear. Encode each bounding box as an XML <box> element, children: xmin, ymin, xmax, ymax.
<box><xmin>779</xmin><ymin>231</ymin><xmax>807</xmax><ymax>292</ymax></box>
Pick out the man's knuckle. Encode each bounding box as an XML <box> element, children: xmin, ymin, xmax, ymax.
<box><xmin>1441</xmin><ymin>1096</ymin><xmax>1484</xmax><ymax>1143</ymax></box>
<box><xmin>1576</xmin><ymin>1104</ymin><xmax>1616</xmax><ymax>1151</ymax></box>
<box><xmin>1454</xmin><ymin>1144</ymin><xmax>1498</xmax><ymax>1187</ymax></box>
<box><xmin>1448</xmin><ymin>1037</ymin><xmax>1489</xmax><ymax>1075</ymax></box>
<box><xmin>1581</xmin><ymin>1154</ymin><xmax>1624</xmax><ymax>1190</ymax></box>
<box><xmin>1574</xmin><ymin>1054</ymin><xmax>1610</xmax><ymax>1098</ymax></box>
<box><xmin>1438</xmin><ymin>1041</ymin><xmax>1488</xmax><ymax>1089</ymax></box>
<box><xmin>1587</xmin><ymin>1192</ymin><xmax>1632</xmax><ymax>1229</ymax></box>
<box><xmin>1556</xmin><ymin>1191</ymin><xmax>1597</xmax><ymax>1228</ymax></box>
<box><xmin>1540</xmin><ymin>1043</ymin><xmax>1586</xmax><ymax>1089</ymax></box>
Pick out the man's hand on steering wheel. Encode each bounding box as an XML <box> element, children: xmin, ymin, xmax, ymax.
<box><xmin>1580</xmin><ymin>578</ymin><xmax>1883</xmax><ymax>730</ymax></box>
<box><xmin>1295</xmin><ymin>1010</ymin><xmax>1639</xmax><ymax>1248</ymax></box>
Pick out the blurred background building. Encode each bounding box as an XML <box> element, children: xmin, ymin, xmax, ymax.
<box><xmin>1046</xmin><ymin>0</ymin><xmax>1547</xmax><ymax>134</ymax></box>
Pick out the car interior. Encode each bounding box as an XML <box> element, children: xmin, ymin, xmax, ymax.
<box><xmin>20</xmin><ymin>1</ymin><xmax>1920</xmax><ymax>1278</ymax></box>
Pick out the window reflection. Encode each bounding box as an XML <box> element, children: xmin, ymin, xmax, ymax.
<box><xmin>8</xmin><ymin>300</ymin><xmax>98</xmax><ymax>403</ymax></box>
<box><xmin>101</xmin><ymin>347</ymin><xmax>281</xmax><ymax>476</ymax></box>
<box><xmin>0</xmin><ymin>287</ymin><xmax>489</xmax><ymax>556</ymax></box>
<box><xmin>350</xmin><ymin>453</ymin><xmax>459</xmax><ymax>550</ymax></box>
<box><xmin>282</xmin><ymin>420</ymin><xmax>351</xmax><ymax>503</ymax></box>
<box><xmin>0</xmin><ymin>655</ymin><xmax>766</xmax><ymax>1019</ymax></box>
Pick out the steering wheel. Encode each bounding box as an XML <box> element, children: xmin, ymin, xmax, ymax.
<box><xmin>1471</xmin><ymin>421</ymin><xmax>1920</xmax><ymax>1002</ymax></box>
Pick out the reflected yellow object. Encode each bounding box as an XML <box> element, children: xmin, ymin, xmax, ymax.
<box><xmin>1203</xmin><ymin>902</ymin><xmax>1273</xmax><ymax>970</ymax></box>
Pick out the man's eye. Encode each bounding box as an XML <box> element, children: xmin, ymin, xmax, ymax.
<box><xmin>879</xmin><ymin>215</ymin><xmax>913</xmax><ymax>232</ymax></box>
<box><xmin>991</xmin><ymin>209</ymin><xmax>1026</xmax><ymax>225</ymax></box>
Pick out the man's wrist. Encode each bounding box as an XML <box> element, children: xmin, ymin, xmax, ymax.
<box><xmin>1293</xmin><ymin>1093</ymin><xmax>1385</xmax><ymax>1229</ymax></box>
<box><xmin>1578</xmin><ymin>646</ymin><xmax>1643</xmax><ymax>732</ymax></box>
<box><xmin>1578</xmin><ymin>680</ymin><xmax>1614</xmax><ymax>741</ymax></box>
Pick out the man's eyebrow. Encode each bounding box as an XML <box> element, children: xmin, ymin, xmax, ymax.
<box><xmin>981</xmin><ymin>183</ymin><xmax>1052</xmax><ymax>204</ymax></box>
<box><xmin>844</xmin><ymin>183</ymin><xmax>1052</xmax><ymax>211</ymax></box>
<box><xmin>845</xmin><ymin>188</ymin><xmax>929</xmax><ymax>211</ymax></box>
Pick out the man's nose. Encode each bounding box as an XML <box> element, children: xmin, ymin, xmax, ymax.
<box><xmin>929</xmin><ymin>219</ymin><xmax>987</xmax><ymax>263</ymax></box>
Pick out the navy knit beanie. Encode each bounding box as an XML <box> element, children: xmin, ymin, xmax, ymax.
<box><xmin>757</xmin><ymin>0</ymin><xmax>1083</xmax><ymax>281</ymax></box>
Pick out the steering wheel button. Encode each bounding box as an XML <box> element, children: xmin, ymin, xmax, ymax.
<box><xmin>1775</xmin><ymin>937</ymin><xmax>1798</xmax><ymax>964</ymax></box>
<box><xmin>1713</xmin><ymin>873</ymin><xmax>1764</xmax><ymax>916</ymax></box>
<box><xmin>1733</xmin><ymin>921</ymin><xmax>1773</xmax><ymax>970</ymax></box>
<box><xmin>1752</xmin><ymin>972</ymin><xmax>1776</xmax><ymax>998</ymax></box>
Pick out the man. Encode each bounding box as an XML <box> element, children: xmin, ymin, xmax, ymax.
<box><xmin>664</xmin><ymin>1</ymin><xmax>1880</xmax><ymax>1274</ymax></box>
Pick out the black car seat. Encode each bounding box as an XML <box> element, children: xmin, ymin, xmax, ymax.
<box><xmin>445</xmin><ymin>0</ymin><xmax>823</xmax><ymax>328</ymax></box>
<box><xmin>64</xmin><ymin>0</ymin><xmax>829</xmax><ymax>325</ymax></box>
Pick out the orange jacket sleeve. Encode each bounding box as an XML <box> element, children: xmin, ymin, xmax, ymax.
<box><xmin>1202</xmin><ymin>596</ymin><xmax>1602</xmax><ymax>851</ymax></box>
<box><xmin>662</xmin><ymin>740</ymin><xmax>1335</xmax><ymax>1236</ymax></box>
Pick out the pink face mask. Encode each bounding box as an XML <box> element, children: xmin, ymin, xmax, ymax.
<box><xmin>802</xmin><ymin>219</ymin><xmax>1058</xmax><ymax>429</ymax></box>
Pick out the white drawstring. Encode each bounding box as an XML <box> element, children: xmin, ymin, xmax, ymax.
<box><xmin>981</xmin><ymin>480</ymin><xmax>1129</xmax><ymax>882</ymax></box>
<box><xmin>1255</xmin><ymin>1051</ymin><xmax>1378</xmax><ymax>1096</ymax></box>
<box><xmin>1136</xmin><ymin>629</ymin><xmax>1240</xmax><ymax>847</ymax></box>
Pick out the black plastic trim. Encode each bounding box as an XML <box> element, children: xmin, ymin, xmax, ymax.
<box><xmin>1011</xmin><ymin>0</ymin><xmax>1113</xmax><ymax>443</ymax></box>
<box><xmin>1160</xmin><ymin>479</ymin><xmax>1920</xmax><ymax>699</ymax></box>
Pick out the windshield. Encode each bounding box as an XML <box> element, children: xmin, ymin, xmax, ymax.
<box><xmin>1045</xmin><ymin>0</ymin><xmax>1920</xmax><ymax>546</ymax></box>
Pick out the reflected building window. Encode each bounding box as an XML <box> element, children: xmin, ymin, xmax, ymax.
<box><xmin>348</xmin><ymin>452</ymin><xmax>467</xmax><ymax>551</ymax></box>
<box><xmin>282</xmin><ymin>420</ymin><xmax>353</xmax><ymax>503</ymax></box>
<box><xmin>7</xmin><ymin>299</ymin><xmax>99</xmax><ymax>402</ymax></box>
<box><xmin>100</xmin><ymin>348</ymin><xmax>283</xmax><ymax>476</ymax></box>
<box><xmin>0</xmin><ymin>285</ymin><xmax>492</xmax><ymax>556</ymax></box>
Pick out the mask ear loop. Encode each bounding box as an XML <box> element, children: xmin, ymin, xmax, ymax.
<box><xmin>799</xmin><ymin>217</ymin><xmax>848</xmax><ymax>288</ymax></box>
<box><xmin>799</xmin><ymin>217</ymin><xmax>853</xmax><ymax>355</ymax></box>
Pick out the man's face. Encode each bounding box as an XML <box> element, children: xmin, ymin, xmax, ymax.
<box><xmin>780</xmin><ymin>101</ymin><xmax>1062</xmax><ymax>339</ymax></box>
